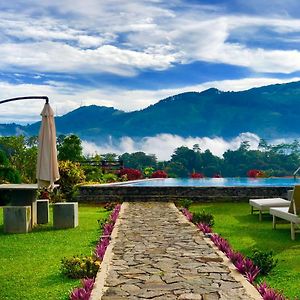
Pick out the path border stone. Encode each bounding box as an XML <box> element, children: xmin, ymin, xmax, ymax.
<box><xmin>90</xmin><ymin>202</ymin><xmax>129</xmax><ymax>300</ymax></box>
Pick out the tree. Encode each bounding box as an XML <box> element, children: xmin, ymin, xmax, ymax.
<box><xmin>0</xmin><ymin>150</ymin><xmax>8</xmax><ymax>165</ymax></box>
<box><xmin>170</xmin><ymin>146</ymin><xmax>202</xmax><ymax>177</ymax></box>
<box><xmin>57</xmin><ymin>134</ymin><xmax>83</xmax><ymax>162</ymax></box>
<box><xmin>0</xmin><ymin>136</ymin><xmax>37</xmax><ymax>182</ymax></box>
<box><xmin>119</xmin><ymin>152</ymin><xmax>157</xmax><ymax>170</ymax></box>
<box><xmin>201</xmin><ymin>150</ymin><xmax>222</xmax><ymax>177</ymax></box>
<box><xmin>0</xmin><ymin>145</ymin><xmax>22</xmax><ymax>183</ymax></box>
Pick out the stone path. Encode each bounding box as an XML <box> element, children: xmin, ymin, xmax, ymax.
<box><xmin>91</xmin><ymin>202</ymin><xmax>261</xmax><ymax>300</ymax></box>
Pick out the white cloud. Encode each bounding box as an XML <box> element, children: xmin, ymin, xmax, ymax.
<box><xmin>0</xmin><ymin>42</ymin><xmax>176</xmax><ymax>76</ymax></box>
<box><xmin>0</xmin><ymin>2</ymin><xmax>300</xmax><ymax>75</ymax></box>
<box><xmin>81</xmin><ymin>132</ymin><xmax>261</xmax><ymax>161</ymax></box>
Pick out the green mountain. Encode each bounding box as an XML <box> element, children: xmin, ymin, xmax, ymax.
<box><xmin>1</xmin><ymin>80</ymin><xmax>300</xmax><ymax>139</ymax></box>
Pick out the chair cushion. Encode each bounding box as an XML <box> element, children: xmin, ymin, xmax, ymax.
<box><xmin>270</xmin><ymin>207</ymin><xmax>300</xmax><ymax>223</ymax></box>
<box><xmin>249</xmin><ymin>198</ymin><xmax>290</xmax><ymax>210</ymax></box>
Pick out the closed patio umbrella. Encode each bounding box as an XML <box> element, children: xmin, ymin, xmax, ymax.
<box><xmin>36</xmin><ymin>102</ymin><xmax>60</xmax><ymax>190</ymax></box>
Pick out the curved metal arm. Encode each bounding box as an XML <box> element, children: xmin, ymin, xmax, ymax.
<box><xmin>0</xmin><ymin>96</ymin><xmax>49</xmax><ymax>105</ymax></box>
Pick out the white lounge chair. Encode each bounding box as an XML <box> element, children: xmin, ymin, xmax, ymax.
<box><xmin>249</xmin><ymin>190</ymin><xmax>292</xmax><ymax>221</ymax></box>
<box><xmin>270</xmin><ymin>186</ymin><xmax>300</xmax><ymax>240</ymax></box>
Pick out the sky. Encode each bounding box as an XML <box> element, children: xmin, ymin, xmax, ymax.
<box><xmin>1</xmin><ymin>0</ymin><xmax>300</xmax><ymax>124</ymax></box>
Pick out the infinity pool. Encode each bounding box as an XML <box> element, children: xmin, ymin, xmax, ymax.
<box><xmin>122</xmin><ymin>177</ymin><xmax>300</xmax><ymax>187</ymax></box>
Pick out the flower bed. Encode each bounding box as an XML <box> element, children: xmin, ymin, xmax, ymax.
<box><xmin>181</xmin><ymin>208</ymin><xmax>287</xmax><ymax>300</ymax></box>
<box><xmin>69</xmin><ymin>204</ymin><xmax>121</xmax><ymax>300</ymax></box>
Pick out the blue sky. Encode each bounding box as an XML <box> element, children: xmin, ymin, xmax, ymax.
<box><xmin>1</xmin><ymin>0</ymin><xmax>300</xmax><ymax>124</ymax></box>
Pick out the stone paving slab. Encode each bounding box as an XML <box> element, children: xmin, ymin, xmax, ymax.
<box><xmin>91</xmin><ymin>202</ymin><xmax>262</xmax><ymax>300</ymax></box>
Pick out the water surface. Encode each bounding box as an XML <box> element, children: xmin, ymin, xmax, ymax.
<box><xmin>121</xmin><ymin>177</ymin><xmax>300</xmax><ymax>187</ymax></box>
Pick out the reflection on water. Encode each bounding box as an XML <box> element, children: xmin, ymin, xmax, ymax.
<box><xmin>123</xmin><ymin>177</ymin><xmax>300</xmax><ymax>187</ymax></box>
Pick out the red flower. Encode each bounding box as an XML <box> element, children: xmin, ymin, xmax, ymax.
<box><xmin>151</xmin><ymin>170</ymin><xmax>168</xmax><ymax>178</ymax></box>
<box><xmin>213</xmin><ymin>173</ymin><xmax>222</xmax><ymax>178</ymax></box>
<box><xmin>190</xmin><ymin>172</ymin><xmax>204</xmax><ymax>178</ymax></box>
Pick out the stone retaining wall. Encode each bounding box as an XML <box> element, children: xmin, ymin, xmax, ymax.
<box><xmin>78</xmin><ymin>185</ymin><xmax>290</xmax><ymax>203</ymax></box>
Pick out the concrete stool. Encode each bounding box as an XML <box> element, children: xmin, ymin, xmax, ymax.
<box><xmin>3</xmin><ymin>206</ymin><xmax>32</xmax><ymax>233</ymax></box>
<box><xmin>36</xmin><ymin>199</ymin><xmax>49</xmax><ymax>224</ymax></box>
<box><xmin>53</xmin><ymin>202</ymin><xmax>78</xmax><ymax>229</ymax></box>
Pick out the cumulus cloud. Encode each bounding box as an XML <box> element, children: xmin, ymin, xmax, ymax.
<box><xmin>81</xmin><ymin>132</ymin><xmax>261</xmax><ymax>161</ymax></box>
<box><xmin>0</xmin><ymin>2</ymin><xmax>300</xmax><ymax>75</ymax></box>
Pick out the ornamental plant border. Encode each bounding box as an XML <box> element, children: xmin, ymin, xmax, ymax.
<box><xmin>69</xmin><ymin>204</ymin><xmax>121</xmax><ymax>300</ymax></box>
<box><xmin>181</xmin><ymin>208</ymin><xmax>288</xmax><ymax>300</ymax></box>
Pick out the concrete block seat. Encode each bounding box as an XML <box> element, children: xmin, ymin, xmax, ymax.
<box><xmin>3</xmin><ymin>206</ymin><xmax>32</xmax><ymax>233</ymax></box>
<box><xmin>53</xmin><ymin>202</ymin><xmax>78</xmax><ymax>229</ymax></box>
<box><xmin>269</xmin><ymin>185</ymin><xmax>300</xmax><ymax>240</ymax></box>
<box><xmin>36</xmin><ymin>199</ymin><xmax>49</xmax><ymax>224</ymax></box>
<box><xmin>249</xmin><ymin>198</ymin><xmax>290</xmax><ymax>221</ymax></box>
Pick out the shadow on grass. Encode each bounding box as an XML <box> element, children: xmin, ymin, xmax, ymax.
<box><xmin>232</xmin><ymin>213</ymin><xmax>299</xmax><ymax>255</ymax></box>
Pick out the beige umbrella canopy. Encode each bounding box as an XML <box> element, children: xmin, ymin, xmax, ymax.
<box><xmin>36</xmin><ymin>103</ymin><xmax>60</xmax><ymax>190</ymax></box>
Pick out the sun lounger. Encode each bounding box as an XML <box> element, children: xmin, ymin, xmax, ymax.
<box><xmin>269</xmin><ymin>185</ymin><xmax>300</xmax><ymax>240</ymax></box>
<box><xmin>249</xmin><ymin>198</ymin><xmax>290</xmax><ymax>221</ymax></box>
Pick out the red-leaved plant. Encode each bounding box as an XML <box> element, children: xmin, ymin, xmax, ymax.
<box><xmin>257</xmin><ymin>282</ymin><xmax>287</xmax><ymax>300</ymax></box>
<box><xmin>190</xmin><ymin>172</ymin><xmax>204</xmax><ymax>178</ymax></box>
<box><xmin>70</xmin><ymin>278</ymin><xmax>95</xmax><ymax>300</ymax></box>
<box><xmin>119</xmin><ymin>168</ymin><xmax>142</xmax><ymax>180</ymax></box>
<box><xmin>181</xmin><ymin>208</ymin><xmax>193</xmax><ymax>222</ymax></box>
<box><xmin>197</xmin><ymin>223</ymin><xmax>212</xmax><ymax>234</ymax></box>
<box><xmin>151</xmin><ymin>170</ymin><xmax>168</xmax><ymax>178</ymax></box>
<box><xmin>247</xmin><ymin>169</ymin><xmax>263</xmax><ymax>178</ymax></box>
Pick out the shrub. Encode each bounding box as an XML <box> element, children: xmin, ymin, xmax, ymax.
<box><xmin>190</xmin><ymin>172</ymin><xmax>204</xmax><ymax>178</ymax></box>
<box><xmin>178</xmin><ymin>198</ymin><xmax>193</xmax><ymax>209</ymax></box>
<box><xmin>192</xmin><ymin>210</ymin><xmax>214</xmax><ymax>226</ymax></box>
<box><xmin>0</xmin><ymin>165</ymin><xmax>21</xmax><ymax>183</ymax></box>
<box><xmin>213</xmin><ymin>173</ymin><xmax>222</xmax><ymax>178</ymax></box>
<box><xmin>143</xmin><ymin>167</ymin><xmax>154</xmax><ymax>178</ymax></box>
<box><xmin>58</xmin><ymin>160</ymin><xmax>86</xmax><ymax>200</ymax></box>
<box><xmin>247</xmin><ymin>169</ymin><xmax>264</xmax><ymax>178</ymax></box>
<box><xmin>82</xmin><ymin>165</ymin><xmax>103</xmax><ymax>182</ymax></box>
<box><xmin>119</xmin><ymin>168</ymin><xmax>142</xmax><ymax>180</ymax></box>
<box><xmin>104</xmin><ymin>202</ymin><xmax>117</xmax><ymax>211</ymax></box>
<box><xmin>249</xmin><ymin>249</ymin><xmax>278</xmax><ymax>276</ymax></box>
<box><xmin>37</xmin><ymin>189</ymin><xmax>50</xmax><ymax>199</ymax></box>
<box><xmin>151</xmin><ymin>170</ymin><xmax>168</xmax><ymax>178</ymax></box>
<box><xmin>61</xmin><ymin>256</ymin><xmax>100</xmax><ymax>279</ymax></box>
<box><xmin>101</xmin><ymin>173</ymin><xmax>118</xmax><ymax>183</ymax></box>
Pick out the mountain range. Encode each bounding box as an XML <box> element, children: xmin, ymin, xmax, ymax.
<box><xmin>1</xmin><ymin>80</ymin><xmax>300</xmax><ymax>141</ymax></box>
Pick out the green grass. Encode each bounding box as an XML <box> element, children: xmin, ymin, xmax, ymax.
<box><xmin>0</xmin><ymin>205</ymin><xmax>109</xmax><ymax>300</ymax></box>
<box><xmin>190</xmin><ymin>202</ymin><xmax>300</xmax><ymax>299</ymax></box>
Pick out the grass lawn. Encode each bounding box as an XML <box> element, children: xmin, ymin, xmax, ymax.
<box><xmin>0</xmin><ymin>204</ymin><xmax>109</xmax><ymax>300</ymax></box>
<box><xmin>190</xmin><ymin>202</ymin><xmax>300</xmax><ymax>299</ymax></box>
